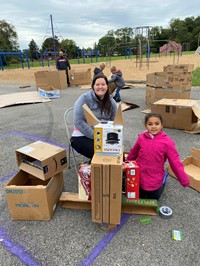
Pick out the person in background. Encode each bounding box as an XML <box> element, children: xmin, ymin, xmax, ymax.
<box><xmin>70</xmin><ymin>74</ymin><xmax>117</xmax><ymax>160</ymax></box>
<box><xmin>56</xmin><ymin>50</ymin><xmax>71</xmax><ymax>87</ymax></box>
<box><xmin>126</xmin><ymin>113</ymin><xmax>190</xmax><ymax>200</ymax></box>
<box><xmin>93</xmin><ymin>63</ymin><xmax>105</xmax><ymax>78</ymax></box>
<box><xmin>108</xmin><ymin>66</ymin><xmax>125</xmax><ymax>102</ymax></box>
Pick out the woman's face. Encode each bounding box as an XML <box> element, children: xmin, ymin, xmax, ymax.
<box><xmin>93</xmin><ymin>78</ymin><xmax>108</xmax><ymax>99</ymax></box>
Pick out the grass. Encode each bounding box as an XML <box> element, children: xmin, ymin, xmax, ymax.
<box><xmin>192</xmin><ymin>67</ymin><xmax>200</xmax><ymax>86</ymax></box>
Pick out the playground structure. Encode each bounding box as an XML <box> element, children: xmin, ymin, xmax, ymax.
<box><xmin>133</xmin><ymin>26</ymin><xmax>152</xmax><ymax>70</ymax></box>
<box><xmin>159</xmin><ymin>41</ymin><xmax>182</xmax><ymax>64</ymax></box>
<box><xmin>0</xmin><ymin>50</ymin><xmax>60</xmax><ymax>71</ymax></box>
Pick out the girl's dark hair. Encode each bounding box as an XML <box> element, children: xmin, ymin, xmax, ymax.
<box><xmin>91</xmin><ymin>74</ymin><xmax>112</xmax><ymax>114</ymax></box>
<box><xmin>144</xmin><ymin>112</ymin><xmax>164</xmax><ymax>125</ymax></box>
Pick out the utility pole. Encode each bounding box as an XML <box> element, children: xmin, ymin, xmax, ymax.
<box><xmin>50</xmin><ymin>14</ymin><xmax>57</xmax><ymax>65</ymax></box>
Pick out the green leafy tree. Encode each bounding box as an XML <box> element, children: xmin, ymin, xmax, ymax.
<box><xmin>0</xmin><ymin>19</ymin><xmax>19</xmax><ymax>51</ymax></box>
<box><xmin>60</xmin><ymin>39</ymin><xmax>78</xmax><ymax>59</ymax></box>
<box><xmin>97</xmin><ymin>31</ymin><xmax>116</xmax><ymax>56</ymax></box>
<box><xmin>41</xmin><ymin>36</ymin><xmax>60</xmax><ymax>52</ymax></box>
<box><xmin>28</xmin><ymin>39</ymin><xmax>40</xmax><ymax>60</ymax></box>
<box><xmin>114</xmin><ymin>27</ymin><xmax>134</xmax><ymax>55</ymax></box>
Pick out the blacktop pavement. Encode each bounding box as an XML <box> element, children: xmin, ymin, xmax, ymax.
<box><xmin>0</xmin><ymin>82</ymin><xmax>200</xmax><ymax>266</ymax></box>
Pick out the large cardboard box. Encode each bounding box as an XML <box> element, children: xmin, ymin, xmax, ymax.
<box><xmin>167</xmin><ymin>148</ymin><xmax>200</xmax><ymax>192</ymax></box>
<box><xmin>34</xmin><ymin>71</ymin><xmax>49</xmax><ymax>89</ymax></box>
<box><xmin>34</xmin><ymin>70</ymin><xmax>67</xmax><ymax>90</ymax></box>
<box><xmin>48</xmin><ymin>70</ymin><xmax>67</xmax><ymax>89</ymax></box>
<box><xmin>5</xmin><ymin>171</ymin><xmax>64</xmax><ymax>220</ymax></box>
<box><xmin>163</xmin><ymin>64</ymin><xmax>194</xmax><ymax>72</ymax></box>
<box><xmin>91</xmin><ymin>153</ymin><xmax>123</xmax><ymax>225</ymax></box>
<box><xmin>83</xmin><ymin>103</ymin><xmax>124</xmax><ymax>155</ymax></box>
<box><xmin>151</xmin><ymin>99</ymin><xmax>200</xmax><ymax>131</ymax></box>
<box><xmin>69</xmin><ymin>69</ymin><xmax>91</xmax><ymax>86</ymax></box>
<box><xmin>16</xmin><ymin>141</ymin><xmax>67</xmax><ymax>181</ymax></box>
<box><xmin>146</xmin><ymin>72</ymin><xmax>168</xmax><ymax>87</ymax></box>
<box><xmin>146</xmin><ymin>86</ymin><xmax>191</xmax><ymax>107</ymax></box>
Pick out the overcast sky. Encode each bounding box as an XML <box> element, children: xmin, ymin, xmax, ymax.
<box><xmin>1</xmin><ymin>0</ymin><xmax>199</xmax><ymax>50</ymax></box>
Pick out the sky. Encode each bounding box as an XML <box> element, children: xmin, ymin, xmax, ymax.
<box><xmin>1</xmin><ymin>0</ymin><xmax>199</xmax><ymax>50</ymax></box>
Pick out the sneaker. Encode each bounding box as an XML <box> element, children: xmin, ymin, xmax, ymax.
<box><xmin>113</xmin><ymin>96</ymin><xmax>116</xmax><ymax>101</ymax></box>
<box><xmin>116</xmin><ymin>99</ymin><xmax>121</xmax><ymax>102</ymax></box>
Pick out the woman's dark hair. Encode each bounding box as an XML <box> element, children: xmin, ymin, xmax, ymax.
<box><xmin>144</xmin><ymin>112</ymin><xmax>164</xmax><ymax>125</ymax></box>
<box><xmin>91</xmin><ymin>74</ymin><xmax>112</xmax><ymax>115</ymax></box>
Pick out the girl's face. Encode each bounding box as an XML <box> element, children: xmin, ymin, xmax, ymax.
<box><xmin>93</xmin><ymin>78</ymin><xmax>108</xmax><ymax>99</ymax></box>
<box><xmin>145</xmin><ymin>116</ymin><xmax>163</xmax><ymax>136</ymax></box>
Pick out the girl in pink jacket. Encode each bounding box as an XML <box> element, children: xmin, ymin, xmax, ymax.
<box><xmin>126</xmin><ymin>113</ymin><xmax>190</xmax><ymax>200</ymax></box>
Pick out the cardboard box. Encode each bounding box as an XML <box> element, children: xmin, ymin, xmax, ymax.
<box><xmin>151</xmin><ymin>99</ymin><xmax>200</xmax><ymax>131</ymax></box>
<box><xmin>83</xmin><ymin>103</ymin><xmax>124</xmax><ymax>155</ymax></box>
<box><xmin>34</xmin><ymin>70</ymin><xmax>67</xmax><ymax>90</ymax></box>
<box><xmin>146</xmin><ymin>72</ymin><xmax>168</xmax><ymax>87</ymax></box>
<box><xmin>167</xmin><ymin>148</ymin><xmax>200</xmax><ymax>192</ymax></box>
<box><xmin>146</xmin><ymin>86</ymin><xmax>191</xmax><ymax>107</ymax></box>
<box><xmin>5</xmin><ymin>171</ymin><xmax>64</xmax><ymax>220</ymax></box>
<box><xmin>69</xmin><ymin>69</ymin><xmax>91</xmax><ymax>86</ymax></box>
<box><xmin>163</xmin><ymin>64</ymin><xmax>194</xmax><ymax>72</ymax></box>
<box><xmin>59</xmin><ymin>192</ymin><xmax>158</xmax><ymax>216</ymax></box>
<box><xmin>91</xmin><ymin>153</ymin><xmax>123</xmax><ymax>225</ymax></box>
<box><xmin>78</xmin><ymin>163</ymin><xmax>91</xmax><ymax>200</ymax></box>
<box><xmin>16</xmin><ymin>141</ymin><xmax>68</xmax><ymax>181</ymax></box>
<box><xmin>39</xmin><ymin>87</ymin><xmax>60</xmax><ymax>99</ymax></box>
<box><xmin>34</xmin><ymin>71</ymin><xmax>49</xmax><ymax>89</ymax></box>
<box><xmin>123</xmin><ymin>161</ymin><xmax>139</xmax><ymax>200</ymax></box>
<box><xmin>48</xmin><ymin>70</ymin><xmax>67</xmax><ymax>89</ymax></box>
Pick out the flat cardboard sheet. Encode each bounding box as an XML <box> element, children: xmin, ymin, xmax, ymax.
<box><xmin>167</xmin><ymin>147</ymin><xmax>200</xmax><ymax>192</ymax></box>
<box><xmin>0</xmin><ymin>91</ymin><xmax>51</xmax><ymax>108</ymax></box>
<box><xmin>79</xmin><ymin>84</ymin><xmax>91</xmax><ymax>90</ymax></box>
<box><xmin>121</xmin><ymin>101</ymin><xmax>140</xmax><ymax>112</ymax></box>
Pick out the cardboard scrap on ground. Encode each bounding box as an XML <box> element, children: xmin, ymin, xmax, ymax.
<box><xmin>141</xmin><ymin>109</ymin><xmax>151</xmax><ymax>114</ymax></box>
<box><xmin>167</xmin><ymin>147</ymin><xmax>200</xmax><ymax>192</ymax></box>
<box><xmin>0</xmin><ymin>91</ymin><xmax>51</xmax><ymax>108</ymax></box>
<box><xmin>79</xmin><ymin>84</ymin><xmax>91</xmax><ymax>90</ymax></box>
<box><xmin>121</xmin><ymin>101</ymin><xmax>140</xmax><ymax>112</ymax></box>
<box><xmin>122</xmin><ymin>83</ymin><xmax>135</xmax><ymax>89</ymax></box>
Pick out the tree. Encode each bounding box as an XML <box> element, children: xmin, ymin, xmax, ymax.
<box><xmin>28</xmin><ymin>39</ymin><xmax>40</xmax><ymax>60</ymax></box>
<box><xmin>41</xmin><ymin>37</ymin><xmax>60</xmax><ymax>52</ymax></box>
<box><xmin>60</xmin><ymin>39</ymin><xmax>78</xmax><ymax>59</ymax></box>
<box><xmin>0</xmin><ymin>19</ymin><xmax>19</xmax><ymax>51</ymax></box>
<box><xmin>97</xmin><ymin>31</ymin><xmax>116</xmax><ymax>56</ymax></box>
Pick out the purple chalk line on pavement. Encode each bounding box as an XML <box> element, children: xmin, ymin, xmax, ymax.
<box><xmin>0</xmin><ymin>229</ymin><xmax>41</xmax><ymax>266</ymax></box>
<box><xmin>10</xmin><ymin>131</ymin><xmax>68</xmax><ymax>150</ymax></box>
<box><xmin>0</xmin><ymin>172</ymin><xmax>17</xmax><ymax>182</ymax></box>
<box><xmin>79</xmin><ymin>214</ymin><xmax>130</xmax><ymax>266</ymax></box>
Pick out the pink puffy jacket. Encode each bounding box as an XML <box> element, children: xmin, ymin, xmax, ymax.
<box><xmin>126</xmin><ymin>131</ymin><xmax>190</xmax><ymax>191</ymax></box>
